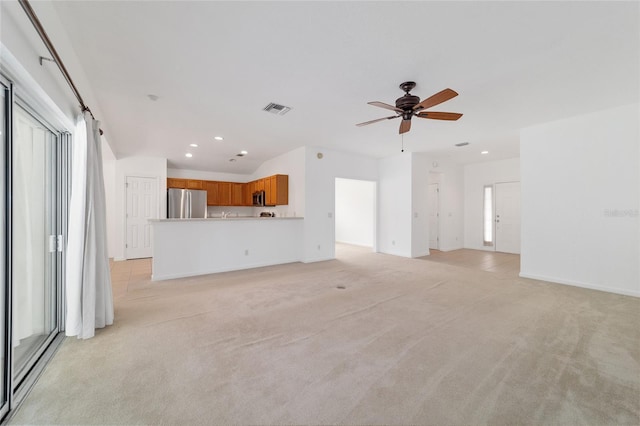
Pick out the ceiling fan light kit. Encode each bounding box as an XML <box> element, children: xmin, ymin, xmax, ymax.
<box><xmin>356</xmin><ymin>81</ymin><xmax>463</xmax><ymax>135</ymax></box>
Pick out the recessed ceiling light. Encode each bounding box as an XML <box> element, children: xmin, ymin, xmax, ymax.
<box><xmin>189</xmin><ymin>143</ymin><xmax>198</xmax><ymax>147</ymax></box>
<box><xmin>455</xmin><ymin>142</ymin><xmax>469</xmax><ymax>147</ymax></box>
<box><xmin>147</xmin><ymin>94</ymin><xmax>159</xmax><ymax>101</ymax></box>
<box><xmin>481</xmin><ymin>150</ymin><xmax>489</xmax><ymax>155</ymax></box>
<box><xmin>214</xmin><ymin>136</ymin><xmax>223</xmax><ymax>141</ymax></box>
<box><xmin>229</xmin><ymin>158</ymin><xmax>236</xmax><ymax>162</ymax></box>
<box><xmin>185</xmin><ymin>153</ymin><xmax>193</xmax><ymax>158</ymax></box>
<box><xmin>240</xmin><ymin>150</ymin><xmax>248</xmax><ymax>155</ymax></box>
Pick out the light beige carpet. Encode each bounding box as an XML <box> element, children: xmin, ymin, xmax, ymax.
<box><xmin>10</xmin><ymin>245</ymin><xmax>640</xmax><ymax>425</ymax></box>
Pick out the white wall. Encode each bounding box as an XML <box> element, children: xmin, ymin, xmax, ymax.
<box><xmin>411</xmin><ymin>153</ymin><xmax>431</xmax><ymax>257</ymax></box>
<box><xmin>378</xmin><ymin>152</ymin><xmax>462</xmax><ymax>258</ymax></box>
<box><xmin>464</xmin><ymin>158</ymin><xmax>520</xmax><ymax>251</ymax></box>
<box><xmin>167</xmin><ymin>168</ymin><xmax>249</xmax><ymax>183</ymax></box>
<box><xmin>1</xmin><ymin>2</ymin><xmax>77</xmax><ymax>123</ymax></box>
<box><xmin>152</xmin><ymin>219</ymin><xmax>303</xmax><ymax>280</ymax></box>
<box><xmin>335</xmin><ymin>178</ymin><xmax>376</xmax><ymax>247</ymax></box>
<box><xmin>378</xmin><ymin>154</ymin><xmax>412</xmax><ymax>257</ymax></box>
<box><xmin>520</xmin><ymin>103</ymin><xmax>639</xmax><ymax>297</ymax></box>
<box><xmin>303</xmin><ymin>147</ymin><xmax>378</xmax><ymax>262</ymax></box>
<box><xmin>114</xmin><ymin>156</ymin><xmax>167</xmax><ymax>260</ymax></box>
<box><xmin>101</xmin><ymin>138</ymin><xmax>117</xmax><ymax>258</ymax></box>
<box><xmin>1</xmin><ymin>1</ymin><xmax>111</xmax><ymax>148</ymax></box>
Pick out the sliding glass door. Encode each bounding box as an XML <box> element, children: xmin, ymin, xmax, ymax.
<box><xmin>0</xmin><ymin>77</ymin><xmax>9</xmax><ymax>420</ymax></box>
<box><xmin>11</xmin><ymin>103</ymin><xmax>61</xmax><ymax>385</ymax></box>
<box><xmin>0</xmin><ymin>73</ymin><xmax>69</xmax><ymax>418</ymax></box>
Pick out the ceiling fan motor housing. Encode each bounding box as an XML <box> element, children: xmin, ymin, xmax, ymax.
<box><xmin>396</xmin><ymin>81</ymin><xmax>420</xmax><ymax>112</ymax></box>
<box><xmin>396</xmin><ymin>94</ymin><xmax>420</xmax><ymax>112</ymax></box>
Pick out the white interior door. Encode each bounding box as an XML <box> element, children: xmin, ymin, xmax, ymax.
<box><xmin>495</xmin><ymin>182</ymin><xmax>521</xmax><ymax>254</ymax></box>
<box><xmin>428</xmin><ymin>183</ymin><xmax>439</xmax><ymax>250</ymax></box>
<box><xmin>126</xmin><ymin>176</ymin><xmax>158</xmax><ymax>259</ymax></box>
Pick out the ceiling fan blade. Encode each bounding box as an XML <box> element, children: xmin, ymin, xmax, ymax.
<box><xmin>416</xmin><ymin>111</ymin><xmax>463</xmax><ymax>121</ymax></box>
<box><xmin>368</xmin><ymin>101</ymin><xmax>402</xmax><ymax>113</ymax></box>
<box><xmin>399</xmin><ymin>119</ymin><xmax>411</xmax><ymax>134</ymax></box>
<box><xmin>413</xmin><ymin>88</ymin><xmax>458</xmax><ymax>111</ymax></box>
<box><xmin>356</xmin><ymin>115</ymin><xmax>400</xmax><ymax>127</ymax></box>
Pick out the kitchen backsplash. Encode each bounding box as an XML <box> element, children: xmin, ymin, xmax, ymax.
<box><xmin>207</xmin><ymin>205</ymin><xmax>296</xmax><ymax>218</ymax></box>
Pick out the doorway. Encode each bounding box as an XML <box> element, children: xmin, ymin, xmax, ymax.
<box><xmin>335</xmin><ymin>178</ymin><xmax>376</xmax><ymax>253</ymax></box>
<box><xmin>495</xmin><ymin>182</ymin><xmax>521</xmax><ymax>254</ymax></box>
<box><xmin>125</xmin><ymin>176</ymin><xmax>158</xmax><ymax>259</ymax></box>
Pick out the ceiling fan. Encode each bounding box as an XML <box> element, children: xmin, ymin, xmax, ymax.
<box><xmin>356</xmin><ymin>82</ymin><xmax>463</xmax><ymax>134</ymax></box>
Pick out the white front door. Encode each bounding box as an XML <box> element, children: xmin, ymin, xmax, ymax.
<box><xmin>428</xmin><ymin>183</ymin><xmax>439</xmax><ymax>250</ymax></box>
<box><xmin>126</xmin><ymin>176</ymin><xmax>158</xmax><ymax>259</ymax></box>
<box><xmin>495</xmin><ymin>181</ymin><xmax>521</xmax><ymax>254</ymax></box>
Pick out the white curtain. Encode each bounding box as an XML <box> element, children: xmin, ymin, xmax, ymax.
<box><xmin>65</xmin><ymin>111</ymin><xmax>113</xmax><ymax>339</ymax></box>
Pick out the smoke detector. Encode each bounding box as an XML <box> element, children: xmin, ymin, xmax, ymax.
<box><xmin>263</xmin><ymin>102</ymin><xmax>292</xmax><ymax>116</ymax></box>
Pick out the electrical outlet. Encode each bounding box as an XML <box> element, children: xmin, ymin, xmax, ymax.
<box><xmin>414</xmin><ymin>212</ymin><xmax>418</xmax><ymax>218</ymax></box>
<box><xmin>392</xmin><ymin>240</ymin><xmax>396</xmax><ymax>246</ymax></box>
<box><xmin>328</xmin><ymin>212</ymin><xmax>333</xmax><ymax>218</ymax></box>
<box><xmin>317</xmin><ymin>244</ymin><xmax>321</xmax><ymax>250</ymax></box>
<box><xmin>244</xmin><ymin>249</ymin><xmax>249</xmax><ymax>255</ymax></box>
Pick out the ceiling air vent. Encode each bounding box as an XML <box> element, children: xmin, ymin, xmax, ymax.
<box><xmin>263</xmin><ymin>102</ymin><xmax>292</xmax><ymax>116</ymax></box>
<box><xmin>455</xmin><ymin>142</ymin><xmax>470</xmax><ymax>147</ymax></box>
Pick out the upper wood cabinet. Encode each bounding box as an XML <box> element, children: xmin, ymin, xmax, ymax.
<box><xmin>186</xmin><ymin>179</ymin><xmax>203</xmax><ymax>190</ymax></box>
<box><xmin>205</xmin><ymin>181</ymin><xmax>219</xmax><ymax>205</ymax></box>
<box><xmin>265</xmin><ymin>174</ymin><xmax>288</xmax><ymax>206</ymax></box>
<box><xmin>167</xmin><ymin>178</ymin><xmax>188</xmax><ymax>189</ymax></box>
<box><xmin>167</xmin><ymin>178</ymin><xmax>203</xmax><ymax>190</ymax></box>
<box><xmin>218</xmin><ymin>182</ymin><xmax>231</xmax><ymax>206</ymax></box>
<box><xmin>169</xmin><ymin>174</ymin><xmax>288</xmax><ymax>206</ymax></box>
<box><xmin>244</xmin><ymin>181</ymin><xmax>255</xmax><ymax>206</ymax></box>
<box><xmin>231</xmin><ymin>183</ymin><xmax>244</xmax><ymax>206</ymax></box>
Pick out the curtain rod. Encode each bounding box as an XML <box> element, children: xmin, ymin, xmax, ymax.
<box><xmin>18</xmin><ymin>0</ymin><xmax>104</xmax><ymax>135</ymax></box>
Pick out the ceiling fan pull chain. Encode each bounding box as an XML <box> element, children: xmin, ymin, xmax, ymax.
<box><xmin>401</xmin><ymin>133</ymin><xmax>404</xmax><ymax>153</ymax></box>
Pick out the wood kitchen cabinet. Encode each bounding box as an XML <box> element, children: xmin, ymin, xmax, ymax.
<box><xmin>167</xmin><ymin>178</ymin><xmax>203</xmax><ymax>190</ymax></box>
<box><xmin>265</xmin><ymin>174</ymin><xmax>288</xmax><ymax>206</ymax></box>
<box><xmin>167</xmin><ymin>178</ymin><xmax>188</xmax><ymax>189</ymax></box>
<box><xmin>172</xmin><ymin>175</ymin><xmax>288</xmax><ymax>206</ymax></box>
<box><xmin>186</xmin><ymin>179</ymin><xmax>204</xmax><ymax>190</ymax></box>
<box><xmin>205</xmin><ymin>181</ymin><xmax>219</xmax><ymax>205</ymax></box>
<box><xmin>244</xmin><ymin>181</ymin><xmax>255</xmax><ymax>206</ymax></box>
<box><xmin>231</xmin><ymin>183</ymin><xmax>244</xmax><ymax>206</ymax></box>
<box><xmin>218</xmin><ymin>182</ymin><xmax>231</xmax><ymax>206</ymax></box>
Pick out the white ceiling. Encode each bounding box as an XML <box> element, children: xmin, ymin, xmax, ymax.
<box><xmin>50</xmin><ymin>1</ymin><xmax>639</xmax><ymax>174</ymax></box>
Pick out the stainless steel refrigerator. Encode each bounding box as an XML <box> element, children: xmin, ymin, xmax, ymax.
<box><xmin>167</xmin><ymin>188</ymin><xmax>207</xmax><ymax>218</ymax></box>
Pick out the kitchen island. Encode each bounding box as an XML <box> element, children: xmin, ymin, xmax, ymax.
<box><xmin>149</xmin><ymin>217</ymin><xmax>304</xmax><ymax>280</ymax></box>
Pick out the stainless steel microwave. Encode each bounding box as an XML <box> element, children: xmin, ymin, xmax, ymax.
<box><xmin>252</xmin><ymin>190</ymin><xmax>265</xmax><ymax>207</ymax></box>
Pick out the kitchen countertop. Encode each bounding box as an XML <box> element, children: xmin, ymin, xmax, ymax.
<box><xmin>149</xmin><ymin>217</ymin><xmax>303</xmax><ymax>222</ymax></box>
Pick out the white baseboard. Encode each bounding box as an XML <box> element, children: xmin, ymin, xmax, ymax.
<box><xmin>439</xmin><ymin>245</ymin><xmax>463</xmax><ymax>252</ymax></box>
<box><xmin>302</xmin><ymin>256</ymin><xmax>334</xmax><ymax>264</ymax></box>
<box><xmin>152</xmin><ymin>259</ymin><xmax>302</xmax><ymax>281</ymax></box>
<box><xmin>519</xmin><ymin>272</ymin><xmax>640</xmax><ymax>298</ymax></box>
<box><xmin>335</xmin><ymin>240</ymin><xmax>373</xmax><ymax>248</ymax></box>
